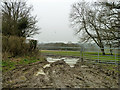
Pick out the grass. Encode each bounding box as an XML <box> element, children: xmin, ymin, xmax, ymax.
<box><xmin>2</xmin><ymin>56</ymin><xmax>45</xmax><ymax>73</ymax></box>
<box><xmin>91</xmin><ymin>63</ymin><xmax>119</xmax><ymax>73</ymax></box>
<box><xmin>83</xmin><ymin>53</ymin><xmax>119</xmax><ymax>61</ymax></box>
<box><xmin>41</xmin><ymin>50</ymin><xmax>120</xmax><ymax>62</ymax></box>
<box><xmin>41</xmin><ymin>50</ymin><xmax>81</xmax><ymax>56</ymax></box>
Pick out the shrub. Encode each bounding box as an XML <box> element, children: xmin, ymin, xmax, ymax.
<box><xmin>2</xmin><ymin>35</ymin><xmax>38</xmax><ymax>57</ymax></box>
<box><xmin>2</xmin><ymin>36</ymin><xmax>9</xmax><ymax>52</ymax></box>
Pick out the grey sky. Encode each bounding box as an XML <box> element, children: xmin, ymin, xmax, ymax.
<box><xmin>27</xmin><ymin>0</ymin><xmax>102</xmax><ymax>43</ymax></box>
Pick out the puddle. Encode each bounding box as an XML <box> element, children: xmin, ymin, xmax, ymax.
<box><xmin>47</xmin><ymin>57</ymin><xmax>79</xmax><ymax>67</ymax></box>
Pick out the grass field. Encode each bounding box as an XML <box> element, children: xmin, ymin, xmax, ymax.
<box><xmin>2</xmin><ymin>56</ymin><xmax>45</xmax><ymax>73</ymax></box>
<box><xmin>41</xmin><ymin>50</ymin><xmax>120</xmax><ymax>62</ymax></box>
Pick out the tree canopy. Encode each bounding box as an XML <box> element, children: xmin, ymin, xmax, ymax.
<box><xmin>2</xmin><ymin>0</ymin><xmax>39</xmax><ymax>38</ymax></box>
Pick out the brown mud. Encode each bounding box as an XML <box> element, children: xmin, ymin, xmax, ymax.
<box><xmin>2</xmin><ymin>58</ymin><xmax>119</xmax><ymax>88</ymax></box>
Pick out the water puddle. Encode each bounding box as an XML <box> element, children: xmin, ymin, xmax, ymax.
<box><xmin>47</xmin><ymin>57</ymin><xmax>79</xmax><ymax>67</ymax></box>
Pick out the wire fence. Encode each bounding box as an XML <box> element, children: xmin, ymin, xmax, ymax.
<box><xmin>81</xmin><ymin>47</ymin><xmax>120</xmax><ymax>65</ymax></box>
<box><xmin>40</xmin><ymin>46</ymin><xmax>120</xmax><ymax>65</ymax></box>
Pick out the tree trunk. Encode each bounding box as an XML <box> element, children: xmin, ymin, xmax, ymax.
<box><xmin>110</xmin><ymin>49</ymin><xmax>113</xmax><ymax>55</ymax></box>
<box><xmin>109</xmin><ymin>45</ymin><xmax>113</xmax><ymax>55</ymax></box>
<box><xmin>101</xmin><ymin>48</ymin><xmax>105</xmax><ymax>55</ymax></box>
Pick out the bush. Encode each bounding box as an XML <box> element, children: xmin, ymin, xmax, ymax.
<box><xmin>29</xmin><ymin>40</ymin><xmax>37</xmax><ymax>51</ymax></box>
<box><xmin>2</xmin><ymin>36</ymin><xmax>9</xmax><ymax>52</ymax></box>
<box><xmin>2</xmin><ymin>36</ymin><xmax>38</xmax><ymax>57</ymax></box>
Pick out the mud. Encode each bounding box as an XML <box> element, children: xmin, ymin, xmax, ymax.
<box><xmin>2</xmin><ymin>58</ymin><xmax>119</xmax><ymax>88</ymax></box>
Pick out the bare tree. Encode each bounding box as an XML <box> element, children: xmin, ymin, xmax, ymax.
<box><xmin>96</xmin><ymin>2</ymin><xmax>120</xmax><ymax>54</ymax></box>
<box><xmin>2</xmin><ymin>0</ymin><xmax>39</xmax><ymax>38</ymax></box>
<box><xmin>70</xmin><ymin>1</ymin><xmax>120</xmax><ymax>55</ymax></box>
<box><xmin>70</xmin><ymin>2</ymin><xmax>106</xmax><ymax>55</ymax></box>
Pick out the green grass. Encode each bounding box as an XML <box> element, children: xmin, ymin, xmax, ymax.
<box><xmin>2</xmin><ymin>56</ymin><xmax>45</xmax><ymax>73</ymax></box>
<box><xmin>41</xmin><ymin>50</ymin><xmax>81</xmax><ymax>56</ymax></box>
<box><xmin>83</xmin><ymin>53</ymin><xmax>119</xmax><ymax>61</ymax></box>
<box><xmin>41</xmin><ymin>50</ymin><xmax>120</xmax><ymax>62</ymax></box>
<box><xmin>2</xmin><ymin>60</ymin><xmax>16</xmax><ymax>72</ymax></box>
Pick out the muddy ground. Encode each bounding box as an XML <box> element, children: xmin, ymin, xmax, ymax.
<box><xmin>2</xmin><ymin>58</ymin><xmax>119</xmax><ymax>88</ymax></box>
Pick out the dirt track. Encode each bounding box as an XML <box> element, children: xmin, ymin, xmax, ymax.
<box><xmin>2</xmin><ymin>58</ymin><xmax>119</xmax><ymax>88</ymax></box>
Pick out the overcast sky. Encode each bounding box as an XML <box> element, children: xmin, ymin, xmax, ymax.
<box><xmin>27</xmin><ymin>0</ymin><xmax>111</xmax><ymax>43</ymax></box>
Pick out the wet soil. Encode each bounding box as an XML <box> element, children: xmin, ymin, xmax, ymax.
<box><xmin>2</xmin><ymin>58</ymin><xmax>119</xmax><ymax>88</ymax></box>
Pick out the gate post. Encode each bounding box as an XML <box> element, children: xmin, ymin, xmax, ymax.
<box><xmin>81</xmin><ymin>47</ymin><xmax>83</xmax><ymax>62</ymax></box>
<box><xmin>98</xmin><ymin>48</ymin><xmax>99</xmax><ymax>63</ymax></box>
<box><xmin>115</xmin><ymin>48</ymin><xmax>117</xmax><ymax>65</ymax></box>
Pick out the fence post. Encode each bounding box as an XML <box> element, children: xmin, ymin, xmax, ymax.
<box><xmin>83</xmin><ymin>47</ymin><xmax>84</xmax><ymax>61</ymax></box>
<box><xmin>79</xmin><ymin>47</ymin><xmax>81</xmax><ymax>61</ymax></box>
<box><xmin>115</xmin><ymin>48</ymin><xmax>117</xmax><ymax>65</ymax></box>
<box><xmin>98</xmin><ymin>48</ymin><xmax>99</xmax><ymax>63</ymax></box>
<box><xmin>80</xmin><ymin>47</ymin><xmax>83</xmax><ymax>62</ymax></box>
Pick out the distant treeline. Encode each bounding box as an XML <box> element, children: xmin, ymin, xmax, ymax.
<box><xmin>38</xmin><ymin>42</ymin><xmax>107</xmax><ymax>51</ymax></box>
<box><xmin>38</xmin><ymin>43</ymin><xmax>80</xmax><ymax>51</ymax></box>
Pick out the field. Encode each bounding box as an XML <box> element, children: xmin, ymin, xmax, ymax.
<box><xmin>41</xmin><ymin>50</ymin><xmax>120</xmax><ymax>62</ymax></box>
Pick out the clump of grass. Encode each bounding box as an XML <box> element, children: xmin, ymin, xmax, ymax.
<box><xmin>2</xmin><ymin>59</ymin><xmax>16</xmax><ymax>72</ymax></box>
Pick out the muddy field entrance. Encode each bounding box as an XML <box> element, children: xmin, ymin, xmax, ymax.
<box><xmin>3</xmin><ymin>56</ymin><xmax>119</xmax><ymax>88</ymax></box>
